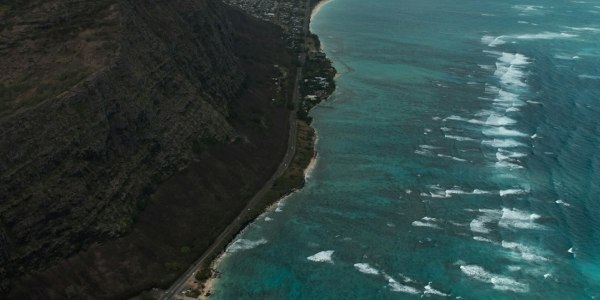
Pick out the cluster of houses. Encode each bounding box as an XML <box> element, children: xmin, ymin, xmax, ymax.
<box><xmin>223</xmin><ymin>0</ymin><xmax>306</xmax><ymax>50</ymax></box>
<box><xmin>224</xmin><ymin>0</ymin><xmax>336</xmax><ymax>121</ymax></box>
<box><xmin>304</xmin><ymin>76</ymin><xmax>330</xmax><ymax>102</ymax></box>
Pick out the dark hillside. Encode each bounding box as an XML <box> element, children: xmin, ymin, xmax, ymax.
<box><xmin>0</xmin><ymin>0</ymin><xmax>293</xmax><ymax>298</ymax></box>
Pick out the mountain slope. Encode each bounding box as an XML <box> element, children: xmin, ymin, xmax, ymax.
<box><xmin>0</xmin><ymin>0</ymin><xmax>293</xmax><ymax>297</ymax></box>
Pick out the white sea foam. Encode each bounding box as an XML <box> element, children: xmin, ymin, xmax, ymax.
<box><xmin>482</xmin><ymin>35</ymin><xmax>507</xmax><ymax>47</ymax></box>
<box><xmin>513</xmin><ymin>4</ymin><xmax>543</xmax><ymax>12</ymax></box>
<box><xmin>499</xmin><ymin>208</ymin><xmax>542</xmax><ymax>230</ymax></box>
<box><xmin>495</xmin><ymin>62</ymin><xmax>528</xmax><ymax>87</ymax></box>
<box><xmin>445</xmin><ymin>189</ymin><xmax>467</xmax><ymax>196</ymax></box>
<box><xmin>494</xmin><ymin>89</ymin><xmax>526</xmax><ymax>107</ymax></box>
<box><xmin>475</xmin><ymin>109</ymin><xmax>494</xmax><ymax>117</ymax></box>
<box><xmin>496</xmin><ymin>88</ymin><xmax>515</xmax><ymax>97</ymax></box>
<box><xmin>420</xmin><ymin>144</ymin><xmax>440</xmax><ymax>150</ymax></box>
<box><xmin>460</xmin><ymin>264</ymin><xmax>529</xmax><ymax>293</ymax></box>
<box><xmin>490</xmin><ymin>276</ymin><xmax>530</xmax><ymax>293</ymax></box>
<box><xmin>275</xmin><ymin>199</ymin><xmax>286</xmax><ymax>212</ymax></box>
<box><xmin>579</xmin><ymin>74</ymin><xmax>600</xmax><ymax>79</ymax></box>
<box><xmin>501</xmin><ymin>241</ymin><xmax>549</xmax><ymax>262</ymax></box>
<box><xmin>354</xmin><ymin>263</ymin><xmax>379</xmax><ymax>275</ymax></box>
<box><xmin>437</xmin><ymin>154</ymin><xmax>467</xmax><ymax>162</ymax></box>
<box><xmin>565</xmin><ymin>26</ymin><xmax>600</xmax><ymax>32</ymax></box>
<box><xmin>227</xmin><ymin>238</ymin><xmax>268</xmax><ymax>253</ymax></box>
<box><xmin>424</xmin><ymin>187</ymin><xmax>491</xmax><ymax>198</ymax></box>
<box><xmin>495</xmin><ymin>156</ymin><xmax>522</xmax><ymax>168</ymax></box>
<box><xmin>304</xmin><ymin>154</ymin><xmax>318</xmax><ymax>179</ymax></box>
<box><xmin>483</xmin><ymin>139</ymin><xmax>527</xmax><ymax>148</ymax></box>
<box><xmin>556</xmin><ymin>199</ymin><xmax>571</xmax><ymax>207</ymax></box>
<box><xmin>424</xmin><ymin>282</ymin><xmax>450</xmax><ymax>297</ymax></box>
<box><xmin>485</xmin><ymin>84</ymin><xmax>501</xmax><ymax>93</ymax></box>
<box><xmin>498</xmin><ymin>52</ymin><xmax>530</xmax><ymax>66</ymax></box>
<box><xmin>412</xmin><ymin>220</ymin><xmax>442</xmax><ymax>229</ymax></box>
<box><xmin>445</xmin><ymin>135</ymin><xmax>478</xmax><ymax>142</ymax></box>
<box><xmin>453</xmin><ymin>260</ymin><xmax>467</xmax><ymax>266</ymax></box>
<box><xmin>264</xmin><ymin>216</ymin><xmax>273</xmax><ymax>222</ymax></box>
<box><xmin>384</xmin><ymin>274</ymin><xmax>421</xmax><ymax>295</ymax></box>
<box><xmin>483</xmin><ymin>126</ymin><xmax>528</xmax><ymax>137</ymax></box>
<box><xmin>485</xmin><ymin>114</ymin><xmax>518</xmax><ymax>126</ymax></box>
<box><xmin>470</xmin><ymin>219</ymin><xmax>491</xmax><ymax>234</ymax></box>
<box><xmin>469</xmin><ymin>209</ymin><xmax>502</xmax><ymax>234</ymax></box>
<box><xmin>508</xmin><ymin>265</ymin><xmax>522</xmax><ymax>272</ymax></box>
<box><xmin>554</xmin><ymin>54</ymin><xmax>580</xmax><ymax>60</ymax></box>
<box><xmin>399</xmin><ymin>273</ymin><xmax>415</xmax><ymax>283</ymax></box>
<box><xmin>474</xmin><ymin>236</ymin><xmax>495</xmax><ymax>243</ymax></box>
<box><xmin>514</xmin><ymin>32</ymin><xmax>578</xmax><ymax>40</ymax></box>
<box><xmin>521</xmin><ymin>252</ymin><xmax>549</xmax><ymax>262</ymax></box>
<box><xmin>495</xmin><ymin>161</ymin><xmax>524</xmax><ymax>169</ymax></box>
<box><xmin>389</xmin><ymin>281</ymin><xmax>421</xmax><ymax>294</ymax></box>
<box><xmin>444</xmin><ymin>115</ymin><xmax>486</xmax><ymax>125</ymax></box>
<box><xmin>307</xmin><ymin>250</ymin><xmax>335</xmax><ymax>263</ymax></box>
<box><xmin>444</xmin><ymin>115</ymin><xmax>467</xmax><ymax>122</ymax></box>
<box><xmin>485</xmin><ymin>52</ymin><xmax>531</xmax><ymax>93</ymax></box>
<box><xmin>429</xmin><ymin>190</ymin><xmax>450</xmax><ymax>198</ymax></box>
<box><xmin>497</xmin><ymin>149</ymin><xmax>527</xmax><ymax>160</ymax></box>
<box><xmin>473</xmin><ymin>189</ymin><xmax>492</xmax><ymax>194</ymax></box>
<box><xmin>499</xmin><ymin>189</ymin><xmax>528</xmax><ymax>196</ymax></box>
<box><xmin>479</xmin><ymin>64</ymin><xmax>496</xmax><ymax>72</ymax></box>
<box><xmin>415</xmin><ymin>149</ymin><xmax>434</xmax><ymax>156</ymax></box>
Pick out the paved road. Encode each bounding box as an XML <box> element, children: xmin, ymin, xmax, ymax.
<box><xmin>161</xmin><ymin>71</ymin><xmax>302</xmax><ymax>300</ymax></box>
<box><xmin>160</xmin><ymin>2</ymin><xmax>312</xmax><ymax>298</ymax></box>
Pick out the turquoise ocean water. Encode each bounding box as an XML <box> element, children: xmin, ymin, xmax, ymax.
<box><xmin>211</xmin><ymin>0</ymin><xmax>600</xmax><ymax>298</ymax></box>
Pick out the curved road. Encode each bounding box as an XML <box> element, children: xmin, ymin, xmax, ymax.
<box><xmin>160</xmin><ymin>1</ymin><xmax>311</xmax><ymax>298</ymax></box>
<box><xmin>161</xmin><ymin>70</ymin><xmax>302</xmax><ymax>300</ymax></box>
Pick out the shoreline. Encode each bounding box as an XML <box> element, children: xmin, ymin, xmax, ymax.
<box><xmin>304</xmin><ymin>153</ymin><xmax>319</xmax><ymax>179</ymax></box>
<box><xmin>197</xmin><ymin>122</ymin><xmax>319</xmax><ymax>299</ymax></box>
<box><xmin>310</xmin><ymin>0</ymin><xmax>334</xmax><ymax>51</ymax></box>
<box><xmin>311</xmin><ymin>0</ymin><xmax>333</xmax><ymax>20</ymax></box>
<box><xmin>168</xmin><ymin>0</ymin><xmax>336</xmax><ymax>298</ymax></box>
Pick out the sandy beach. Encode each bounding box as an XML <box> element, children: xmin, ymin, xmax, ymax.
<box><xmin>311</xmin><ymin>0</ymin><xmax>334</xmax><ymax>51</ymax></box>
<box><xmin>311</xmin><ymin>0</ymin><xmax>334</xmax><ymax>19</ymax></box>
<box><xmin>198</xmin><ymin>262</ymin><xmax>221</xmax><ymax>300</ymax></box>
<box><xmin>304</xmin><ymin>153</ymin><xmax>319</xmax><ymax>179</ymax></box>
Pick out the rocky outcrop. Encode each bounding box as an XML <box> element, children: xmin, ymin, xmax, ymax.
<box><xmin>0</xmin><ymin>0</ymin><xmax>283</xmax><ymax>293</ymax></box>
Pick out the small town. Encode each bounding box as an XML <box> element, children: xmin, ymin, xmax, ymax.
<box><xmin>224</xmin><ymin>0</ymin><xmax>336</xmax><ymax>122</ymax></box>
<box><xmin>224</xmin><ymin>0</ymin><xmax>307</xmax><ymax>51</ymax></box>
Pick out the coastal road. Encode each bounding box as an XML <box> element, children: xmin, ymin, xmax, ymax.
<box><xmin>161</xmin><ymin>74</ymin><xmax>300</xmax><ymax>300</ymax></box>
<box><xmin>160</xmin><ymin>3</ymin><xmax>312</xmax><ymax>298</ymax></box>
